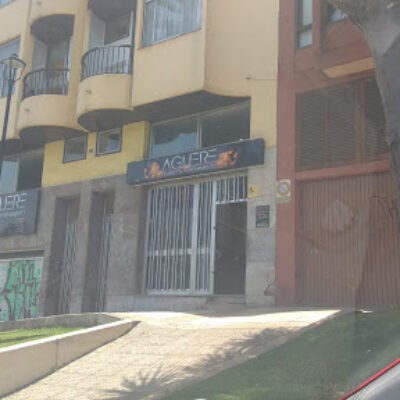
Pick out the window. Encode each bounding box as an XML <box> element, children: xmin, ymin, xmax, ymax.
<box><xmin>0</xmin><ymin>158</ymin><xmax>18</xmax><ymax>194</ymax></box>
<box><xmin>142</xmin><ymin>0</ymin><xmax>202</xmax><ymax>47</ymax></box>
<box><xmin>296</xmin><ymin>79</ymin><xmax>387</xmax><ymax>171</ymax></box>
<box><xmin>150</xmin><ymin>104</ymin><xmax>250</xmax><ymax>158</ymax></box>
<box><xmin>151</xmin><ymin>118</ymin><xmax>198</xmax><ymax>158</ymax></box>
<box><xmin>325</xmin><ymin>2</ymin><xmax>347</xmax><ymax>23</ymax></box>
<box><xmin>97</xmin><ymin>128</ymin><xmax>122</xmax><ymax>155</ymax></box>
<box><xmin>0</xmin><ymin>149</ymin><xmax>44</xmax><ymax>194</ymax></box>
<box><xmin>46</xmin><ymin>40</ymin><xmax>70</xmax><ymax>70</ymax></box>
<box><xmin>296</xmin><ymin>0</ymin><xmax>313</xmax><ymax>48</ymax></box>
<box><xmin>64</xmin><ymin>136</ymin><xmax>87</xmax><ymax>163</ymax></box>
<box><xmin>0</xmin><ymin>38</ymin><xmax>20</xmax><ymax>97</ymax></box>
<box><xmin>201</xmin><ymin>106</ymin><xmax>251</xmax><ymax>148</ymax></box>
<box><xmin>104</xmin><ymin>14</ymin><xmax>131</xmax><ymax>45</ymax></box>
<box><xmin>0</xmin><ymin>0</ymin><xmax>14</xmax><ymax>7</ymax></box>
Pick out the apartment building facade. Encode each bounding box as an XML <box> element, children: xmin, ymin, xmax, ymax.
<box><xmin>277</xmin><ymin>0</ymin><xmax>400</xmax><ymax>307</ymax></box>
<box><xmin>0</xmin><ymin>0</ymin><xmax>278</xmax><ymax>320</ymax></box>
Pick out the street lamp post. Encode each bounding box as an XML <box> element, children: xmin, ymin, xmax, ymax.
<box><xmin>0</xmin><ymin>54</ymin><xmax>25</xmax><ymax>178</ymax></box>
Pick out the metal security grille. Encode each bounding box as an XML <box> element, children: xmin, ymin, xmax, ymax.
<box><xmin>216</xmin><ymin>175</ymin><xmax>248</xmax><ymax>205</ymax></box>
<box><xmin>95</xmin><ymin>207</ymin><xmax>113</xmax><ymax>312</ymax></box>
<box><xmin>145</xmin><ymin>175</ymin><xmax>247</xmax><ymax>294</ymax></box>
<box><xmin>58</xmin><ymin>202</ymin><xmax>78</xmax><ymax>314</ymax></box>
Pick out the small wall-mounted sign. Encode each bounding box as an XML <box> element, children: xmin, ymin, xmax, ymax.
<box><xmin>276</xmin><ymin>179</ymin><xmax>292</xmax><ymax>204</ymax></box>
<box><xmin>256</xmin><ymin>205</ymin><xmax>270</xmax><ymax>228</ymax></box>
<box><xmin>248</xmin><ymin>185</ymin><xmax>259</xmax><ymax>199</ymax></box>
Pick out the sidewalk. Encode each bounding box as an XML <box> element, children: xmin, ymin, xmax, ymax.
<box><xmin>4</xmin><ymin>308</ymin><xmax>339</xmax><ymax>400</ymax></box>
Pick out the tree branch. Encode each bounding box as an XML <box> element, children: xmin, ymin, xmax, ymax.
<box><xmin>327</xmin><ymin>0</ymin><xmax>400</xmax><ymax>28</ymax></box>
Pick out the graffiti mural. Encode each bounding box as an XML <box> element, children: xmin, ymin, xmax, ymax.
<box><xmin>0</xmin><ymin>258</ymin><xmax>43</xmax><ymax>321</ymax></box>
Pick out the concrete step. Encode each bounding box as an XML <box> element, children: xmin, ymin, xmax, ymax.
<box><xmin>206</xmin><ymin>295</ymin><xmax>246</xmax><ymax>311</ymax></box>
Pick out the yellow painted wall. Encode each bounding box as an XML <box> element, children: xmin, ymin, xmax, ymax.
<box><xmin>0</xmin><ymin>0</ymin><xmax>29</xmax><ymax>44</ymax></box>
<box><xmin>204</xmin><ymin>0</ymin><xmax>278</xmax><ymax>97</ymax></box>
<box><xmin>132</xmin><ymin>0</ymin><xmax>278</xmax><ymax>111</ymax></box>
<box><xmin>0</xmin><ymin>0</ymin><xmax>30</xmax><ymax>140</ymax></box>
<box><xmin>42</xmin><ymin>122</ymin><xmax>149</xmax><ymax>187</ymax></box>
<box><xmin>17</xmin><ymin>0</ymin><xmax>87</xmax><ymax>136</ymax></box>
<box><xmin>77</xmin><ymin>74</ymin><xmax>133</xmax><ymax>120</ymax></box>
<box><xmin>0</xmin><ymin>0</ymin><xmax>279</xmax><ymax>185</ymax></box>
<box><xmin>29</xmin><ymin>0</ymin><xmax>82</xmax><ymax>25</ymax></box>
<box><xmin>250</xmin><ymin>80</ymin><xmax>277</xmax><ymax>148</ymax></box>
<box><xmin>131</xmin><ymin>0</ymin><xmax>206</xmax><ymax>107</ymax></box>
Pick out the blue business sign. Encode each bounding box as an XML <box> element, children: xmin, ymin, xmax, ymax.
<box><xmin>127</xmin><ymin>138</ymin><xmax>265</xmax><ymax>185</ymax></box>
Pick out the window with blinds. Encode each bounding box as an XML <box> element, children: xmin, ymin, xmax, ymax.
<box><xmin>296</xmin><ymin>79</ymin><xmax>387</xmax><ymax>171</ymax></box>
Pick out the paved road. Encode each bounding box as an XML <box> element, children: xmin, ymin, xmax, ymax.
<box><xmin>4</xmin><ymin>309</ymin><xmax>338</xmax><ymax>400</ymax></box>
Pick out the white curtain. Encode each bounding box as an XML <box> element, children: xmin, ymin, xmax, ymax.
<box><xmin>143</xmin><ymin>0</ymin><xmax>202</xmax><ymax>46</ymax></box>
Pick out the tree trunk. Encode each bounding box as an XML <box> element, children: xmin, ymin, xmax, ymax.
<box><xmin>328</xmin><ymin>1</ymin><xmax>400</xmax><ymax>228</ymax></box>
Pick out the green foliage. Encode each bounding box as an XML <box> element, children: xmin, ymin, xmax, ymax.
<box><xmin>164</xmin><ymin>310</ymin><xmax>400</xmax><ymax>400</ymax></box>
<box><xmin>0</xmin><ymin>327</ymin><xmax>83</xmax><ymax>348</ymax></box>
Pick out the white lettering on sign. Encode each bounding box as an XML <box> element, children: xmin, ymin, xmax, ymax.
<box><xmin>161</xmin><ymin>148</ymin><xmax>219</xmax><ymax>174</ymax></box>
<box><xmin>0</xmin><ymin>192</ymin><xmax>27</xmax><ymax>213</ymax></box>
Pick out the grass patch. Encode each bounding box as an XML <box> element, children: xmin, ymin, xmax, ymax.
<box><xmin>0</xmin><ymin>327</ymin><xmax>83</xmax><ymax>349</ymax></box>
<box><xmin>164</xmin><ymin>310</ymin><xmax>400</xmax><ymax>400</ymax></box>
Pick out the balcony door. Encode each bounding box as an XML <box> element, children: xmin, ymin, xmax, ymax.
<box><xmin>144</xmin><ymin>175</ymin><xmax>247</xmax><ymax>295</ymax></box>
<box><xmin>46</xmin><ymin>40</ymin><xmax>70</xmax><ymax>94</ymax></box>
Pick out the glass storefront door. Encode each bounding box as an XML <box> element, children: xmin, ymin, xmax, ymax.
<box><xmin>144</xmin><ymin>175</ymin><xmax>247</xmax><ymax>295</ymax></box>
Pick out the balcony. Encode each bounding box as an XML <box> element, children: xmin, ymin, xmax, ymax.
<box><xmin>81</xmin><ymin>45</ymin><xmax>133</xmax><ymax>80</ymax></box>
<box><xmin>22</xmin><ymin>69</ymin><xmax>69</xmax><ymax>99</ymax></box>
<box><xmin>77</xmin><ymin>46</ymin><xmax>135</xmax><ymax>132</ymax></box>
<box><xmin>19</xmin><ymin>67</ymin><xmax>83</xmax><ymax>142</ymax></box>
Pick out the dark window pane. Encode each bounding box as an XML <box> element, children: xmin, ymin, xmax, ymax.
<box><xmin>97</xmin><ymin>128</ymin><xmax>122</xmax><ymax>155</ymax></box>
<box><xmin>17</xmin><ymin>150</ymin><xmax>44</xmax><ymax>191</ymax></box>
<box><xmin>201</xmin><ymin>106</ymin><xmax>250</xmax><ymax>148</ymax></box>
<box><xmin>105</xmin><ymin>14</ymin><xmax>131</xmax><ymax>45</ymax></box>
<box><xmin>64</xmin><ymin>136</ymin><xmax>87</xmax><ymax>162</ymax></box>
<box><xmin>151</xmin><ymin>118</ymin><xmax>197</xmax><ymax>157</ymax></box>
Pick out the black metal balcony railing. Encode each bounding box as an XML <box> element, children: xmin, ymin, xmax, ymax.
<box><xmin>81</xmin><ymin>45</ymin><xmax>134</xmax><ymax>81</ymax></box>
<box><xmin>22</xmin><ymin>69</ymin><xmax>70</xmax><ymax>99</ymax></box>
